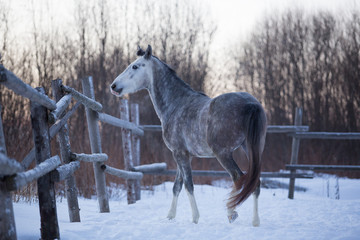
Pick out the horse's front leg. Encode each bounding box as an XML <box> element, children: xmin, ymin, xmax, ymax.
<box><xmin>173</xmin><ymin>151</ymin><xmax>200</xmax><ymax>224</ymax></box>
<box><xmin>167</xmin><ymin>168</ymin><xmax>183</xmax><ymax>220</ymax></box>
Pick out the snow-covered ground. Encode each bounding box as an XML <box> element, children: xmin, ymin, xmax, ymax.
<box><xmin>14</xmin><ymin>175</ymin><xmax>360</xmax><ymax>240</ymax></box>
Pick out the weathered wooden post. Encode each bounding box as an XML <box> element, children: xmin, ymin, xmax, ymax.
<box><xmin>335</xmin><ymin>177</ymin><xmax>340</xmax><ymax>200</ymax></box>
<box><xmin>0</xmin><ymin>105</ymin><xmax>6</xmax><ymax>156</ymax></box>
<box><xmin>82</xmin><ymin>76</ymin><xmax>110</xmax><ymax>212</ymax></box>
<box><xmin>130</xmin><ymin>103</ymin><xmax>141</xmax><ymax>200</ymax></box>
<box><xmin>120</xmin><ymin>100</ymin><xmax>136</xmax><ymax>204</ymax></box>
<box><xmin>288</xmin><ymin>107</ymin><xmax>303</xmax><ymax>199</ymax></box>
<box><xmin>31</xmin><ymin>87</ymin><xmax>60</xmax><ymax>239</ymax></box>
<box><xmin>52</xmin><ymin>79</ymin><xmax>81</xmax><ymax>222</ymax></box>
<box><xmin>0</xmin><ymin>104</ymin><xmax>17</xmax><ymax>240</ymax></box>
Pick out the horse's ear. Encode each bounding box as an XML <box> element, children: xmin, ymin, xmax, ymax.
<box><xmin>137</xmin><ymin>46</ymin><xmax>145</xmax><ymax>56</ymax></box>
<box><xmin>144</xmin><ymin>45</ymin><xmax>152</xmax><ymax>60</ymax></box>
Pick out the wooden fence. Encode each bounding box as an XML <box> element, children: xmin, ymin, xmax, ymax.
<box><xmin>0</xmin><ymin>65</ymin><xmax>162</xmax><ymax>239</ymax></box>
<box><xmin>286</xmin><ymin>130</ymin><xmax>360</xmax><ymax>199</ymax></box>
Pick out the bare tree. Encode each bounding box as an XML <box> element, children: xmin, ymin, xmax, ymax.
<box><xmin>226</xmin><ymin>9</ymin><xmax>360</xmax><ymax>171</ymax></box>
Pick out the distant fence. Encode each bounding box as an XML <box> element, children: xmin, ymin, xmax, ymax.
<box><xmin>286</xmin><ymin>128</ymin><xmax>360</xmax><ymax>199</ymax></box>
<box><xmin>1</xmin><ymin>64</ymin><xmax>359</xmax><ymax>239</ymax></box>
<box><xmin>138</xmin><ymin>122</ymin><xmax>314</xmax><ymax>181</ymax></box>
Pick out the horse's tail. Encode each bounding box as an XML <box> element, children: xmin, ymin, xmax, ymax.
<box><xmin>228</xmin><ymin>103</ymin><xmax>266</xmax><ymax>209</ymax></box>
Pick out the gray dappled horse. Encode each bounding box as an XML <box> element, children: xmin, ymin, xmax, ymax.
<box><xmin>110</xmin><ymin>45</ymin><xmax>267</xmax><ymax>226</ymax></box>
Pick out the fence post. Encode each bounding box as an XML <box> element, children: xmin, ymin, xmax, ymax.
<box><xmin>130</xmin><ymin>103</ymin><xmax>141</xmax><ymax>200</ymax></box>
<box><xmin>31</xmin><ymin>87</ymin><xmax>60</xmax><ymax>239</ymax></box>
<box><xmin>120</xmin><ymin>100</ymin><xmax>136</xmax><ymax>204</ymax></box>
<box><xmin>52</xmin><ymin>79</ymin><xmax>81</xmax><ymax>222</ymax></box>
<box><xmin>0</xmin><ymin>104</ymin><xmax>17</xmax><ymax>240</ymax></box>
<box><xmin>288</xmin><ymin>107</ymin><xmax>303</xmax><ymax>199</ymax></box>
<box><xmin>82</xmin><ymin>77</ymin><xmax>110</xmax><ymax>213</ymax></box>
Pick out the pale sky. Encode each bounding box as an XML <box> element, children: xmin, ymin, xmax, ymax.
<box><xmin>208</xmin><ymin>0</ymin><xmax>358</xmax><ymax>52</ymax></box>
<box><xmin>6</xmin><ymin>0</ymin><xmax>358</xmax><ymax>38</ymax></box>
<box><xmin>3</xmin><ymin>0</ymin><xmax>358</xmax><ymax>58</ymax></box>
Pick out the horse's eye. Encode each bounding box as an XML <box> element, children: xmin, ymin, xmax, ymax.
<box><xmin>132</xmin><ymin>65</ymin><xmax>138</xmax><ymax>70</ymax></box>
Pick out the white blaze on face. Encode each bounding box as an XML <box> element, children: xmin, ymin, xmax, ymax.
<box><xmin>110</xmin><ymin>57</ymin><xmax>153</xmax><ymax>97</ymax></box>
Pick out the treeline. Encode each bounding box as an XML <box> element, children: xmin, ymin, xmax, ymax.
<box><xmin>222</xmin><ymin>10</ymin><xmax>360</xmax><ymax>171</ymax></box>
<box><xmin>0</xmin><ymin>0</ymin><xmax>216</xmax><ymax>198</ymax></box>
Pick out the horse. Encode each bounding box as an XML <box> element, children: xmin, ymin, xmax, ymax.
<box><xmin>110</xmin><ymin>45</ymin><xmax>267</xmax><ymax>226</ymax></box>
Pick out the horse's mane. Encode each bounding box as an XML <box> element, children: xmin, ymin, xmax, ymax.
<box><xmin>151</xmin><ymin>55</ymin><xmax>207</xmax><ymax>97</ymax></box>
<box><xmin>152</xmin><ymin>55</ymin><xmax>176</xmax><ymax>74</ymax></box>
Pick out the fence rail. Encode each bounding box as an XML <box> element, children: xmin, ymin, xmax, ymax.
<box><xmin>136</xmin><ymin>169</ymin><xmax>313</xmax><ymax>179</ymax></box>
<box><xmin>5</xmin><ymin>156</ymin><xmax>61</xmax><ymax>191</ymax></box>
<box><xmin>286</xmin><ymin>164</ymin><xmax>360</xmax><ymax>171</ymax></box>
<box><xmin>0</xmin><ymin>153</ymin><xmax>23</xmax><ymax>176</ymax></box>
<box><xmin>0</xmin><ymin>64</ymin><xmax>56</xmax><ymax>110</ymax></box>
<box><xmin>289</xmin><ymin>132</ymin><xmax>360</xmax><ymax>139</ymax></box>
<box><xmin>140</xmin><ymin>124</ymin><xmax>310</xmax><ymax>133</ymax></box>
<box><xmin>99</xmin><ymin>112</ymin><xmax>144</xmax><ymax>136</ymax></box>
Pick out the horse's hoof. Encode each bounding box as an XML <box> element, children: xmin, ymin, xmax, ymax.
<box><xmin>192</xmin><ymin>213</ymin><xmax>200</xmax><ymax>224</ymax></box>
<box><xmin>167</xmin><ymin>214</ymin><xmax>175</xmax><ymax>220</ymax></box>
<box><xmin>228</xmin><ymin>211</ymin><xmax>238</xmax><ymax>223</ymax></box>
<box><xmin>252</xmin><ymin>217</ymin><xmax>260</xmax><ymax>227</ymax></box>
<box><xmin>167</xmin><ymin>208</ymin><xmax>176</xmax><ymax>220</ymax></box>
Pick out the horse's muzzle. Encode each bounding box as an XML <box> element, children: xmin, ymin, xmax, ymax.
<box><xmin>110</xmin><ymin>83</ymin><xmax>123</xmax><ymax>96</ymax></box>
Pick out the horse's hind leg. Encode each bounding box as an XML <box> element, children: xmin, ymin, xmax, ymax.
<box><xmin>252</xmin><ymin>183</ymin><xmax>260</xmax><ymax>227</ymax></box>
<box><xmin>214</xmin><ymin>152</ymin><xmax>244</xmax><ymax>223</ymax></box>
<box><xmin>167</xmin><ymin>168</ymin><xmax>183</xmax><ymax>220</ymax></box>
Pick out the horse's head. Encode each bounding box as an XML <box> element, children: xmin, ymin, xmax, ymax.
<box><xmin>110</xmin><ymin>45</ymin><xmax>153</xmax><ymax>97</ymax></box>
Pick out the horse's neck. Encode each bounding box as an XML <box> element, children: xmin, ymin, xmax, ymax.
<box><xmin>148</xmin><ymin>64</ymin><xmax>197</xmax><ymax>123</ymax></box>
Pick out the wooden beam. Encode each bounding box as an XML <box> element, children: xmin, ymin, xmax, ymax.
<box><xmin>0</xmin><ymin>64</ymin><xmax>56</xmax><ymax>110</ymax></box>
<box><xmin>98</xmin><ymin>112</ymin><xmax>144</xmax><ymax>136</ymax></box>
<box><xmin>71</xmin><ymin>153</ymin><xmax>108</xmax><ymax>162</ymax></box>
<box><xmin>140</xmin><ymin>125</ymin><xmax>162</xmax><ymax>132</ymax></box>
<box><xmin>286</xmin><ymin>164</ymin><xmax>360</xmax><ymax>171</ymax></box>
<box><xmin>48</xmin><ymin>93</ymin><xmax>72</xmax><ymax>124</ymax></box>
<box><xmin>130</xmin><ymin>104</ymin><xmax>141</xmax><ymax>200</ymax></box>
<box><xmin>30</xmin><ymin>88</ymin><xmax>60</xmax><ymax>239</ymax></box>
<box><xmin>0</xmin><ymin>105</ymin><xmax>6</xmax><ymax>155</ymax></box>
<box><xmin>6</xmin><ymin>156</ymin><xmax>61</xmax><ymax>191</ymax></box>
<box><xmin>267</xmin><ymin>125</ymin><xmax>309</xmax><ymax>133</ymax></box>
<box><xmin>103</xmin><ymin>165</ymin><xmax>143</xmax><ymax>180</ymax></box>
<box><xmin>52</xmin><ymin>79</ymin><xmax>81</xmax><ymax>222</ymax></box>
<box><xmin>62</xmin><ymin>84</ymin><xmax>103</xmax><ymax>112</ymax></box>
<box><xmin>140</xmin><ymin>124</ymin><xmax>309</xmax><ymax>133</ymax></box>
<box><xmin>288</xmin><ymin>107</ymin><xmax>303</xmax><ymax>199</ymax></box>
<box><xmin>82</xmin><ymin>76</ymin><xmax>109</xmax><ymax>213</ymax></box>
<box><xmin>0</xmin><ymin>153</ymin><xmax>23</xmax><ymax>177</ymax></box>
<box><xmin>120</xmin><ymin>100</ymin><xmax>136</xmax><ymax>204</ymax></box>
<box><xmin>132</xmin><ymin>163</ymin><xmax>167</xmax><ymax>173</ymax></box>
<box><xmin>289</xmin><ymin>132</ymin><xmax>360</xmax><ymax>140</ymax></box>
<box><xmin>140</xmin><ymin>169</ymin><xmax>313</xmax><ymax>179</ymax></box>
<box><xmin>51</xmin><ymin>161</ymin><xmax>81</xmax><ymax>182</ymax></box>
<box><xmin>0</xmin><ymin>104</ymin><xmax>16</xmax><ymax>240</ymax></box>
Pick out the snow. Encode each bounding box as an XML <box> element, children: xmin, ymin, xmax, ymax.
<box><xmin>14</xmin><ymin>175</ymin><xmax>360</xmax><ymax>240</ymax></box>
